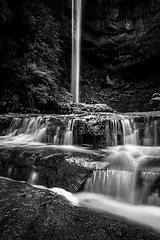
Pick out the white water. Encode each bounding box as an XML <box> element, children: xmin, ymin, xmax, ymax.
<box><xmin>23</xmin><ymin>143</ymin><xmax>160</xmax><ymax>233</ymax></box>
<box><xmin>2</xmin><ymin>174</ymin><xmax>160</xmax><ymax>233</ymax></box>
<box><xmin>1</xmin><ymin>115</ymin><xmax>159</xmax><ymax>148</ymax></box>
<box><xmin>0</xmin><ymin>116</ymin><xmax>75</xmax><ymax>146</ymax></box>
<box><xmin>1</xmin><ymin>117</ymin><xmax>160</xmax><ymax>233</ymax></box>
<box><xmin>0</xmin><ymin>116</ymin><xmax>47</xmax><ymax>145</ymax></box>
<box><xmin>1</xmin><ymin>116</ymin><xmax>160</xmax><ymax>233</ymax></box>
<box><xmin>121</xmin><ymin>119</ymin><xmax>139</xmax><ymax>145</ymax></box>
<box><xmin>28</xmin><ymin>170</ymin><xmax>39</xmax><ymax>185</ymax></box>
<box><xmin>84</xmin><ymin>169</ymin><xmax>137</xmax><ymax>203</ymax></box>
<box><xmin>52</xmin><ymin>189</ymin><xmax>160</xmax><ymax>233</ymax></box>
<box><xmin>19</xmin><ymin>183</ymin><xmax>160</xmax><ymax>233</ymax></box>
<box><xmin>71</xmin><ymin>0</ymin><xmax>82</xmax><ymax>103</ymax></box>
<box><xmin>106</xmin><ymin>118</ymin><xmax>139</xmax><ymax>146</ymax></box>
<box><xmin>84</xmin><ymin>145</ymin><xmax>160</xmax><ymax>205</ymax></box>
<box><xmin>143</xmin><ymin>118</ymin><xmax>158</xmax><ymax>146</ymax></box>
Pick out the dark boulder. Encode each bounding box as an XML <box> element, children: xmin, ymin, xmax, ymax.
<box><xmin>0</xmin><ymin>178</ymin><xmax>160</xmax><ymax>240</ymax></box>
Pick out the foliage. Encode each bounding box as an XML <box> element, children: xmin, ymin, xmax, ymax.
<box><xmin>0</xmin><ymin>0</ymin><xmax>71</xmax><ymax>113</ymax></box>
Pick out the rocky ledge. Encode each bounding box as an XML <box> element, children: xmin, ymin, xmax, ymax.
<box><xmin>0</xmin><ymin>178</ymin><xmax>160</xmax><ymax>240</ymax></box>
<box><xmin>0</xmin><ymin>146</ymin><xmax>108</xmax><ymax>191</ymax></box>
<box><xmin>1</xmin><ymin>111</ymin><xmax>160</xmax><ymax>147</ymax></box>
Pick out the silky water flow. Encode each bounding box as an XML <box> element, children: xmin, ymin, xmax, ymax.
<box><xmin>1</xmin><ymin>115</ymin><xmax>160</xmax><ymax>232</ymax></box>
<box><xmin>1</xmin><ymin>0</ymin><xmax>160</xmax><ymax>233</ymax></box>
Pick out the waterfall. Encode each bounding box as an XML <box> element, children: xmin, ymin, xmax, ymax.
<box><xmin>1</xmin><ymin>114</ymin><xmax>160</xmax><ymax>232</ymax></box>
<box><xmin>28</xmin><ymin>169</ymin><xmax>40</xmax><ymax>185</ymax></box>
<box><xmin>1</xmin><ymin>115</ymin><xmax>160</xmax><ymax>147</ymax></box>
<box><xmin>121</xmin><ymin>119</ymin><xmax>138</xmax><ymax>145</ymax></box>
<box><xmin>63</xmin><ymin>119</ymin><xmax>75</xmax><ymax>145</ymax></box>
<box><xmin>143</xmin><ymin>118</ymin><xmax>158</xmax><ymax>146</ymax></box>
<box><xmin>84</xmin><ymin>145</ymin><xmax>160</xmax><ymax>206</ymax></box>
<box><xmin>47</xmin><ymin>119</ymin><xmax>75</xmax><ymax>145</ymax></box>
<box><xmin>52</xmin><ymin>187</ymin><xmax>160</xmax><ymax>233</ymax></box>
<box><xmin>0</xmin><ymin>116</ymin><xmax>76</xmax><ymax>146</ymax></box>
<box><xmin>71</xmin><ymin>0</ymin><xmax>82</xmax><ymax>103</ymax></box>
<box><xmin>1</xmin><ymin>116</ymin><xmax>48</xmax><ymax>144</ymax></box>
<box><xmin>84</xmin><ymin>170</ymin><xmax>136</xmax><ymax>203</ymax></box>
<box><xmin>84</xmin><ymin>169</ymin><xmax>160</xmax><ymax>206</ymax></box>
<box><xmin>106</xmin><ymin>118</ymin><xmax>139</xmax><ymax>146</ymax></box>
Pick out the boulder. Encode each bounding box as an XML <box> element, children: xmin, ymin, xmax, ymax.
<box><xmin>0</xmin><ymin>178</ymin><xmax>159</xmax><ymax>240</ymax></box>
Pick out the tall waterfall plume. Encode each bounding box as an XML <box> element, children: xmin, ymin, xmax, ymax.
<box><xmin>71</xmin><ymin>0</ymin><xmax>82</xmax><ymax>103</ymax></box>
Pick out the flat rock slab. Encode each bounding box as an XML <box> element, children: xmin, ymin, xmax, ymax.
<box><xmin>0</xmin><ymin>146</ymin><xmax>108</xmax><ymax>191</ymax></box>
<box><xmin>0</xmin><ymin>178</ymin><xmax>160</xmax><ymax>240</ymax></box>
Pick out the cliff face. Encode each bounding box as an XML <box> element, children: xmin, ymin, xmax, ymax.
<box><xmin>0</xmin><ymin>0</ymin><xmax>160</xmax><ymax>112</ymax></box>
<box><xmin>80</xmin><ymin>0</ymin><xmax>160</xmax><ymax>111</ymax></box>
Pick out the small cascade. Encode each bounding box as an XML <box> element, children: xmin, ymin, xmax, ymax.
<box><xmin>84</xmin><ymin>170</ymin><xmax>136</xmax><ymax>203</ymax></box>
<box><xmin>1</xmin><ymin>114</ymin><xmax>160</xmax><ymax>148</ymax></box>
<box><xmin>84</xmin><ymin>144</ymin><xmax>160</xmax><ymax>206</ymax></box>
<box><xmin>63</xmin><ymin>119</ymin><xmax>75</xmax><ymax>145</ymax></box>
<box><xmin>84</xmin><ymin>169</ymin><xmax>160</xmax><ymax>206</ymax></box>
<box><xmin>47</xmin><ymin>119</ymin><xmax>75</xmax><ymax>145</ymax></box>
<box><xmin>28</xmin><ymin>169</ymin><xmax>40</xmax><ymax>185</ymax></box>
<box><xmin>106</xmin><ymin>118</ymin><xmax>139</xmax><ymax>146</ymax></box>
<box><xmin>121</xmin><ymin>119</ymin><xmax>139</xmax><ymax>145</ymax></box>
<box><xmin>1</xmin><ymin>116</ymin><xmax>48</xmax><ymax>144</ymax></box>
<box><xmin>143</xmin><ymin>118</ymin><xmax>159</xmax><ymax>146</ymax></box>
<box><xmin>148</xmin><ymin>191</ymin><xmax>160</xmax><ymax>206</ymax></box>
<box><xmin>7</xmin><ymin>165</ymin><xmax>14</xmax><ymax>178</ymax></box>
<box><xmin>0</xmin><ymin>116</ymin><xmax>76</xmax><ymax>146</ymax></box>
<box><xmin>53</xmin><ymin>127</ymin><xmax>61</xmax><ymax>145</ymax></box>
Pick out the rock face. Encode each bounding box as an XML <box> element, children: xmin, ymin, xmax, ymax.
<box><xmin>0</xmin><ymin>178</ymin><xmax>160</xmax><ymax>240</ymax></box>
<box><xmin>149</xmin><ymin>93</ymin><xmax>160</xmax><ymax>110</ymax></box>
<box><xmin>0</xmin><ymin>0</ymin><xmax>160</xmax><ymax>112</ymax></box>
<box><xmin>80</xmin><ymin>0</ymin><xmax>160</xmax><ymax>111</ymax></box>
<box><xmin>0</xmin><ymin>145</ymin><xmax>110</xmax><ymax>191</ymax></box>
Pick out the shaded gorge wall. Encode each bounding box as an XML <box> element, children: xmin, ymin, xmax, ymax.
<box><xmin>80</xmin><ymin>0</ymin><xmax>160</xmax><ymax>111</ymax></box>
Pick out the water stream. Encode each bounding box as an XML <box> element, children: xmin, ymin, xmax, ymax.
<box><xmin>52</xmin><ymin>188</ymin><xmax>160</xmax><ymax>233</ymax></box>
<box><xmin>0</xmin><ymin>115</ymin><xmax>151</xmax><ymax>147</ymax></box>
<box><xmin>1</xmin><ymin>115</ymin><xmax>160</xmax><ymax>232</ymax></box>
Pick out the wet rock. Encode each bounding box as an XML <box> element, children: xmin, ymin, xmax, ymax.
<box><xmin>70</xmin><ymin>103</ymin><xmax>115</xmax><ymax>114</ymax></box>
<box><xmin>149</xmin><ymin>93</ymin><xmax>160</xmax><ymax>111</ymax></box>
<box><xmin>0</xmin><ymin>178</ymin><xmax>160</xmax><ymax>240</ymax></box>
<box><xmin>0</xmin><ymin>146</ymin><xmax>108</xmax><ymax>191</ymax></box>
<box><xmin>0</xmin><ymin>115</ymin><xmax>12</xmax><ymax>135</ymax></box>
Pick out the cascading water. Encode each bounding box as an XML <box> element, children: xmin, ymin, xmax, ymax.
<box><xmin>1</xmin><ymin>116</ymin><xmax>48</xmax><ymax>144</ymax></box>
<box><xmin>49</xmin><ymin>143</ymin><xmax>160</xmax><ymax>232</ymax></box>
<box><xmin>47</xmin><ymin>118</ymin><xmax>75</xmax><ymax>145</ymax></box>
<box><xmin>143</xmin><ymin>117</ymin><xmax>158</xmax><ymax>146</ymax></box>
<box><xmin>105</xmin><ymin>117</ymin><xmax>139</xmax><ymax>146</ymax></box>
<box><xmin>83</xmin><ymin>144</ymin><xmax>160</xmax><ymax>206</ymax></box>
<box><xmin>1</xmin><ymin>114</ymin><xmax>160</xmax><ymax>232</ymax></box>
<box><xmin>121</xmin><ymin>118</ymin><xmax>139</xmax><ymax>145</ymax></box>
<box><xmin>0</xmin><ymin>116</ymin><xmax>75</xmax><ymax>146</ymax></box>
<box><xmin>63</xmin><ymin>119</ymin><xmax>75</xmax><ymax>145</ymax></box>
<box><xmin>0</xmin><ymin>115</ymin><xmax>159</xmax><ymax>148</ymax></box>
<box><xmin>84</xmin><ymin>169</ymin><xmax>136</xmax><ymax>203</ymax></box>
<box><xmin>71</xmin><ymin>0</ymin><xmax>82</xmax><ymax>103</ymax></box>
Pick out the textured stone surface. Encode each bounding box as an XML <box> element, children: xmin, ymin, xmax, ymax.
<box><xmin>78</xmin><ymin>0</ymin><xmax>160</xmax><ymax>111</ymax></box>
<box><xmin>0</xmin><ymin>178</ymin><xmax>160</xmax><ymax>240</ymax></box>
<box><xmin>0</xmin><ymin>145</ymin><xmax>109</xmax><ymax>191</ymax></box>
